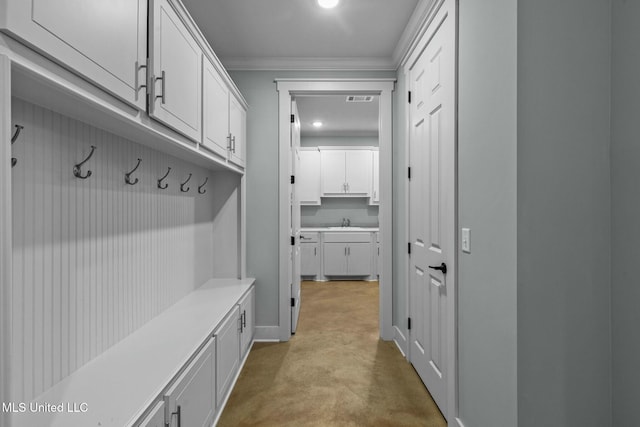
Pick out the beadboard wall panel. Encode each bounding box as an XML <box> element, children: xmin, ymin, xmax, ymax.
<box><xmin>10</xmin><ymin>98</ymin><xmax>220</xmax><ymax>402</ymax></box>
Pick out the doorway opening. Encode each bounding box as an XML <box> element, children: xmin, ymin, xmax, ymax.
<box><xmin>276</xmin><ymin>79</ymin><xmax>395</xmax><ymax>342</ymax></box>
<box><xmin>293</xmin><ymin>94</ymin><xmax>380</xmax><ymax>334</ymax></box>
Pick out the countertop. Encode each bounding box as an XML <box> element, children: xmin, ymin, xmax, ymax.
<box><xmin>301</xmin><ymin>227</ymin><xmax>379</xmax><ymax>232</ymax></box>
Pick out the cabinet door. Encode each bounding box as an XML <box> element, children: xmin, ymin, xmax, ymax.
<box><xmin>215</xmin><ymin>307</ymin><xmax>240</xmax><ymax>407</ymax></box>
<box><xmin>202</xmin><ymin>57</ymin><xmax>230</xmax><ymax>159</ymax></box>
<box><xmin>321</xmin><ymin>150</ymin><xmax>346</xmax><ymax>195</ymax></box>
<box><xmin>164</xmin><ymin>337</ymin><xmax>215</xmax><ymax>427</ymax></box>
<box><xmin>0</xmin><ymin>0</ymin><xmax>147</xmax><ymax>109</ymax></box>
<box><xmin>150</xmin><ymin>0</ymin><xmax>202</xmax><ymax>142</ymax></box>
<box><xmin>298</xmin><ymin>150</ymin><xmax>321</xmax><ymax>205</ymax></box>
<box><xmin>228</xmin><ymin>94</ymin><xmax>246</xmax><ymax>168</ymax></box>
<box><xmin>345</xmin><ymin>150</ymin><xmax>372</xmax><ymax>195</ymax></box>
<box><xmin>238</xmin><ymin>287</ymin><xmax>255</xmax><ymax>358</ymax></box>
<box><xmin>371</xmin><ymin>150</ymin><xmax>380</xmax><ymax>204</ymax></box>
<box><xmin>347</xmin><ymin>243</ymin><xmax>372</xmax><ymax>276</ymax></box>
<box><xmin>137</xmin><ymin>401</ymin><xmax>165</xmax><ymax>427</ymax></box>
<box><xmin>301</xmin><ymin>243</ymin><xmax>319</xmax><ymax>276</ymax></box>
<box><xmin>323</xmin><ymin>242</ymin><xmax>348</xmax><ymax>276</ymax></box>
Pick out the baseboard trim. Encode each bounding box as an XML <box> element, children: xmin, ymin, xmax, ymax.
<box><xmin>393</xmin><ymin>325</ymin><xmax>408</xmax><ymax>358</ymax></box>
<box><xmin>254</xmin><ymin>325</ymin><xmax>280</xmax><ymax>341</ymax></box>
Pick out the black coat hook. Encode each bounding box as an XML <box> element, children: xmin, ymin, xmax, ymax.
<box><xmin>73</xmin><ymin>145</ymin><xmax>96</xmax><ymax>179</ymax></box>
<box><xmin>198</xmin><ymin>177</ymin><xmax>208</xmax><ymax>194</ymax></box>
<box><xmin>11</xmin><ymin>124</ymin><xmax>23</xmax><ymax>168</ymax></box>
<box><xmin>125</xmin><ymin>158</ymin><xmax>142</xmax><ymax>185</ymax></box>
<box><xmin>158</xmin><ymin>167</ymin><xmax>171</xmax><ymax>189</ymax></box>
<box><xmin>180</xmin><ymin>173</ymin><xmax>192</xmax><ymax>193</ymax></box>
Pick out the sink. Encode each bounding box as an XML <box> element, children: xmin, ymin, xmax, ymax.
<box><xmin>326</xmin><ymin>226</ymin><xmax>373</xmax><ymax>231</ymax></box>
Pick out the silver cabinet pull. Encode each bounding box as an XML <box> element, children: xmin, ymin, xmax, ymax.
<box><xmin>172</xmin><ymin>405</ymin><xmax>181</xmax><ymax>427</ymax></box>
<box><xmin>227</xmin><ymin>133</ymin><xmax>232</xmax><ymax>151</ymax></box>
<box><xmin>155</xmin><ymin>70</ymin><xmax>166</xmax><ymax>104</ymax></box>
<box><xmin>231</xmin><ymin>135</ymin><xmax>236</xmax><ymax>153</ymax></box>
<box><xmin>135</xmin><ymin>61</ymin><xmax>147</xmax><ymax>96</ymax></box>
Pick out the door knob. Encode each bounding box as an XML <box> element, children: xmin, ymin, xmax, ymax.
<box><xmin>428</xmin><ymin>262</ymin><xmax>447</xmax><ymax>274</ymax></box>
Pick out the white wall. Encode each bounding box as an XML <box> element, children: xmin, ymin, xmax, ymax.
<box><xmin>611</xmin><ymin>1</ymin><xmax>640</xmax><ymax>425</ymax></box>
<box><xmin>9</xmin><ymin>98</ymin><xmax>219</xmax><ymax>402</ymax></box>
<box><xmin>457</xmin><ymin>0</ymin><xmax>518</xmax><ymax>425</ymax></box>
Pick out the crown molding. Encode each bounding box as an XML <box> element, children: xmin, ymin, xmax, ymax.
<box><xmin>221</xmin><ymin>56</ymin><xmax>397</xmax><ymax>71</ymax></box>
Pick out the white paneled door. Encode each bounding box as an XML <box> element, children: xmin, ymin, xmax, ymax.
<box><xmin>290</xmin><ymin>101</ymin><xmax>302</xmax><ymax>334</ymax></box>
<box><xmin>408</xmin><ymin>1</ymin><xmax>455</xmax><ymax>419</ymax></box>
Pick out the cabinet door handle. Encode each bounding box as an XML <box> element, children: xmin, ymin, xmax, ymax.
<box><xmin>172</xmin><ymin>405</ymin><xmax>181</xmax><ymax>427</ymax></box>
<box><xmin>314</xmin><ymin>247</ymin><xmax>316</xmax><ymax>256</ymax></box>
<box><xmin>135</xmin><ymin>61</ymin><xmax>146</xmax><ymax>93</ymax></box>
<box><xmin>242</xmin><ymin>310</ymin><xmax>247</xmax><ymax>328</ymax></box>
<box><xmin>155</xmin><ymin>70</ymin><xmax>166</xmax><ymax>104</ymax></box>
<box><xmin>227</xmin><ymin>133</ymin><xmax>232</xmax><ymax>151</ymax></box>
<box><xmin>231</xmin><ymin>135</ymin><xmax>236</xmax><ymax>153</ymax></box>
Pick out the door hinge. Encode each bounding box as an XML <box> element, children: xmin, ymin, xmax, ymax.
<box><xmin>408</xmin><ymin>91</ymin><xmax>412</xmax><ymax>104</ymax></box>
<box><xmin>408</xmin><ymin>167</ymin><xmax>411</xmax><ymax>180</ymax></box>
<box><xmin>408</xmin><ymin>242</ymin><xmax>411</xmax><ymax>254</ymax></box>
<box><xmin>291</xmin><ymin>114</ymin><xmax>295</xmax><ymax>123</ymax></box>
<box><xmin>291</xmin><ymin>175</ymin><xmax>295</xmax><ymax>184</ymax></box>
<box><xmin>408</xmin><ymin>317</ymin><xmax>412</xmax><ymax>330</ymax></box>
<box><xmin>291</xmin><ymin>236</ymin><xmax>295</xmax><ymax>246</ymax></box>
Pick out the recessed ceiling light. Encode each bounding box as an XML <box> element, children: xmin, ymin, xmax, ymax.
<box><xmin>317</xmin><ymin>0</ymin><xmax>339</xmax><ymax>9</ymax></box>
<box><xmin>312</xmin><ymin>121</ymin><xmax>323</xmax><ymax>128</ymax></box>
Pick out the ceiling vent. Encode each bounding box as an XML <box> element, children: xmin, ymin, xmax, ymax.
<box><xmin>346</xmin><ymin>95</ymin><xmax>374</xmax><ymax>103</ymax></box>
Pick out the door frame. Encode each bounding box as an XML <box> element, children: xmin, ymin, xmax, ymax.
<box><xmin>401</xmin><ymin>0</ymin><xmax>459</xmax><ymax>423</ymax></box>
<box><xmin>275</xmin><ymin>78</ymin><xmax>395</xmax><ymax>342</ymax></box>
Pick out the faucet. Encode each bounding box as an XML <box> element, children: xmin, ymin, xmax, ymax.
<box><xmin>341</xmin><ymin>218</ymin><xmax>351</xmax><ymax>227</ymax></box>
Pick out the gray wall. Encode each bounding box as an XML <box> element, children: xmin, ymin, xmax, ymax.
<box><xmin>457</xmin><ymin>0</ymin><xmax>518</xmax><ymax>425</ymax></box>
<box><xmin>230</xmin><ymin>70</ymin><xmax>395</xmax><ymax>328</ymax></box>
<box><xmin>301</xmin><ymin>199</ymin><xmax>378</xmax><ymax>228</ymax></box>
<box><xmin>611</xmin><ymin>1</ymin><xmax>640</xmax><ymax>425</ymax></box>
<box><xmin>301</xmin><ymin>136</ymin><xmax>378</xmax><ymax>147</ymax></box>
<box><xmin>517</xmin><ymin>1</ymin><xmax>611</xmax><ymax>426</ymax></box>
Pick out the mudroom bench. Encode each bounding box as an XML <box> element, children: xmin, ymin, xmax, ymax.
<box><xmin>10</xmin><ymin>278</ymin><xmax>255</xmax><ymax>427</ymax></box>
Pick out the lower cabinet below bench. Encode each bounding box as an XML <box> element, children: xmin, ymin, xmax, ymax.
<box><xmin>216</xmin><ymin>307</ymin><xmax>240</xmax><ymax>409</ymax></box>
<box><xmin>164</xmin><ymin>337</ymin><xmax>217</xmax><ymax>427</ymax></box>
<box><xmin>136</xmin><ymin>284</ymin><xmax>255</xmax><ymax>427</ymax></box>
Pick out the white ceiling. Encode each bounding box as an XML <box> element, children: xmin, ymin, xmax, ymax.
<box><xmin>296</xmin><ymin>95</ymin><xmax>379</xmax><ymax>137</ymax></box>
<box><xmin>180</xmin><ymin>0</ymin><xmax>423</xmax><ymax>70</ymax></box>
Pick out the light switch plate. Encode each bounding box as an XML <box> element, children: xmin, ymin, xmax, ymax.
<box><xmin>461</xmin><ymin>228</ymin><xmax>470</xmax><ymax>253</ymax></box>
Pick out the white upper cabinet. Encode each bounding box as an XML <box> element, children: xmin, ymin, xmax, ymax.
<box><xmin>371</xmin><ymin>150</ymin><xmax>380</xmax><ymax>205</ymax></box>
<box><xmin>345</xmin><ymin>150</ymin><xmax>372</xmax><ymax>195</ymax></box>
<box><xmin>202</xmin><ymin>57</ymin><xmax>230</xmax><ymax>159</ymax></box>
<box><xmin>320</xmin><ymin>149</ymin><xmax>372</xmax><ymax>197</ymax></box>
<box><xmin>149</xmin><ymin>0</ymin><xmax>202</xmax><ymax>142</ymax></box>
<box><xmin>228</xmin><ymin>94</ymin><xmax>246</xmax><ymax>168</ymax></box>
<box><xmin>298</xmin><ymin>149</ymin><xmax>321</xmax><ymax>205</ymax></box>
<box><xmin>321</xmin><ymin>150</ymin><xmax>348</xmax><ymax>195</ymax></box>
<box><xmin>203</xmin><ymin>56</ymin><xmax>246</xmax><ymax>167</ymax></box>
<box><xmin>0</xmin><ymin>0</ymin><xmax>147</xmax><ymax>110</ymax></box>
